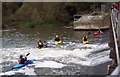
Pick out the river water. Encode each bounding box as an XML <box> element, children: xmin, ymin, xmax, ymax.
<box><xmin>0</xmin><ymin>26</ymin><xmax>112</xmax><ymax>75</ymax></box>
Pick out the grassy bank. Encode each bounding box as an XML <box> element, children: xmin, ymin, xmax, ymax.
<box><xmin>14</xmin><ymin>20</ymin><xmax>64</xmax><ymax>28</ymax></box>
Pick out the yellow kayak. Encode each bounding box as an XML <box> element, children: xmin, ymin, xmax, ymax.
<box><xmin>83</xmin><ymin>41</ymin><xmax>88</xmax><ymax>44</ymax></box>
<box><xmin>55</xmin><ymin>41</ymin><xmax>61</xmax><ymax>44</ymax></box>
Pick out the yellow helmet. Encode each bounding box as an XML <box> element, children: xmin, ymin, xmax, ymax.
<box><xmin>56</xmin><ymin>35</ymin><xmax>58</xmax><ymax>37</ymax></box>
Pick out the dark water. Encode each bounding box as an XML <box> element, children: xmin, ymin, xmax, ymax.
<box><xmin>0</xmin><ymin>26</ymin><xmax>112</xmax><ymax>75</ymax></box>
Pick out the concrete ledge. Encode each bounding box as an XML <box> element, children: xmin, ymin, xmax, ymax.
<box><xmin>74</xmin><ymin>25</ymin><xmax>109</xmax><ymax>30</ymax></box>
<box><xmin>74</xmin><ymin>13</ymin><xmax>110</xmax><ymax>30</ymax></box>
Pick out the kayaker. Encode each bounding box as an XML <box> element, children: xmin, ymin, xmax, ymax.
<box><xmin>18</xmin><ymin>54</ymin><xmax>27</xmax><ymax>64</ymax></box>
<box><xmin>113</xmin><ymin>2</ymin><xmax>119</xmax><ymax>11</ymax></box>
<box><xmin>55</xmin><ymin>35</ymin><xmax>61</xmax><ymax>44</ymax></box>
<box><xmin>112</xmin><ymin>2</ymin><xmax>119</xmax><ymax>20</ymax></box>
<box><xmin>55</xmin><ymin>35</ymin><xmax>60</xmax><ymax>41</ymax></box>
<box><xmin>38</xmin><ymin>40</ymin><xmax>44</xmax><ymax>49</ymax></box>
<box><xmin>82</xmin><ymin>36</ymin><xmax>88</xmax><ymax>44</ymax></box>
<box><xmin>97</xmin><ymin>30</ymin><xmax>100</xmax><ymax>33</ymax></box>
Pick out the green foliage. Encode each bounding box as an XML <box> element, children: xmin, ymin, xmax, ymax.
<box><xmin>31</xmin><ymin>8</ymin><xmax>43</xmax><ymax>24</ymax></box>
<box><xmin>15</xmin><ymin>3</ymin><xmax>32</xmax><ymax>20</ymax></box>
<box><xmin>14</xmin><ymin>20</ymin><xmax>63</xmax><ymax>28</ymax></box>
<box><xmin>68</xmin><ymin>22</ymin><xmax>73</xmax><ymax>26</ymax></box>
<box><xmin>14</xmin><ymin>20</ymin><xmax>34</xmax><ymax>26</ymax></box>
<box><xmin>35</xmin><ymin>21</ymin><xmax>63</xmax><ymax>28</ymax></box>
<box><xmin>3</xmin><ymin>2</ymin><xmax>110</xmax><ymax>27</ymax></box>
<box><xmin>96</xmin><ymin>12</ymin><xmax>102</xmax><ymax>15</ymax></box>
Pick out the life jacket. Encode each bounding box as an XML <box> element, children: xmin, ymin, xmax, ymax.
<box><xmin>18</xmin><ymin>58</ymin><xmax>22</xmax><ymax>64</ymax></box>
<box><xmin>55</xmin><ymin>38</ymin><xmax>60</xmax><ymax>41</ymax></box>
<box><xmin>38</xmin><ymin>42</ymin><xmax>43</xmax><ymax>45</ymax></box>
<box><xmin>113</xmin><ymin>3</ymin><xmax>119</xmax><ymax>10</ymax></box>
<box><xmin>83</xmin><ymin>36</ymin><xmax>88</xmax><ymax>41</ymax></box>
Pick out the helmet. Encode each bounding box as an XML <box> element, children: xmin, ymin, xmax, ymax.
<box><xmin>56</xmin><ymin>35</ymin><xmax>58</xmax><ymax>37</ymax></box>
<box><xmin>39</xmin><ymin>40</ymin><xmax>41</xmax><ymax>42</ymax></box>
<box><xmin>20</xmin><ymin>54</ymin><xmax>23</xmax><ymax>58</ymax></box>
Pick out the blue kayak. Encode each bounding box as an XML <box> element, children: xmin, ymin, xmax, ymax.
<box><xmin>12</xmin><ymin>59</ymin><xmax>35</xmax><ymax>69</ymax></box>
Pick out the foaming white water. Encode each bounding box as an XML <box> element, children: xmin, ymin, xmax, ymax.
<box><xmin>0</xmin><ymin>67</ymin><xmax>36</xmax><ymax>75</ymax></box>
<box><xmin>35</xmin><ymin>61</ymin><xmax>66</xmax><ymax>68</ymax></box>
<box><xmin>2</xmin><ymin>43</ymin><xmax>111</xmax><ymax>65</ymax></box>
<box><xmin>68</xmin><ymin>43</ymin><xmax>112</xmax><ymax>66</ymax></box>
<box><xmin>0</xmin><ymin>49</ymin><xmax>2</xmax><ymax>73</ymax></box>
<box><xmin>0</xmin><ymin>49</ymin><xmax>2</xmax><ymax>64</ymax></box>
<box><xmin>1</xmin><ymin>43</ymin><xmax>112</xmax><ymax>75</ymax></box>
<box><xmin>69</xmin><ymin>50</ymin><xmax>112</xmax><ymax>66</ymax></box>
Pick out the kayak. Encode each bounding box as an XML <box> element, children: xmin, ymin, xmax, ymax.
<box><xmin>83</xmin><ymin>41</ymin><xmax>88</xmax><ymax>44</ymax></box>
<box><xmin>12</xmin><ymin>59</ymin><xmax>35</xmax><ymax>69</ymax></box>
<box><xmin>94</xmin><ymin>30</ymin><xmax>103</xmax><ymax>35</ymax></box>
<box><xmin>93</xmin><ymin>32</ymin><xmax>101</xmax><ymax>35</ymax></box>
<box><xmin>55</xmin><ymin>41</ymin><xmax>61</xmax><ymax>44</ymax></box>
<box><xmin>36</xmin><ymin>45</ymin><xmax>51</xmax><ymax>48</ymax></box>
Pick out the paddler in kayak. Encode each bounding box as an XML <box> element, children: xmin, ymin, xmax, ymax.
<box><xmin>38</xmin><ymin>40</ymin><xmax>44</xmax><ymax>49</ymax></box>
<box><xmin>97</xmin><ymin>30</ymin><xmax>100</xmax><ymax>33</ymax></box>
<box><xmin>55</xmin><ymin>35</ymin><xmax>61</xmax><ymax>44</ymax></box>
<box><xmin>82</xmin><ymin>36</ymin><xmax>88</xmax><ymax>44</ymax></box>
<box><xmin>18</xmin><ymin>54</ymin><xmax>27</xmax><ymax>64</ymax></box>
<box><xmin>97</xmin><ymin>28</ymin><xmax>103</xmax><ymax>33</ymax></box>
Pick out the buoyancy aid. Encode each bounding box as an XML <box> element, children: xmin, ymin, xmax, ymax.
<box><xmin>113</xmin><ymin>3</ymin><xmax>118</xmax><ymax>10</ymax></box>
<box><xmin>18</xmin><ymin>58</ymin><xmax>22</xmax><ymax>64</ymax></box>
<box><xmin>38</xmin><ymin>42</ymin><xmax>43</xmax><ymax>45</ymax></box>
<box><xmin>83</xmin><ymin>36</ymin><xmax>88</xmax><ymax>41</ymax></box>
<box><xmin>55</xmin><ymin>38</ymin><xmax>60</xmax><ymax>41</ymax></box>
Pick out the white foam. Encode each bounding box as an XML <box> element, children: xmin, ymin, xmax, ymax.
<box><xmin>1</xmin><ymin>43</ymin><xmax>112</xmax><ymax>75</ymax></box>
<box><xmin>35</xmin><ymin>61</ymin><xmax>66</xmax><ymax>68</ymax></box>
<box><xmin>69</xmin><ymin>51</ymin><xmax>112</xmax><ymax>66</ymax></box>
<box><xmin>0</xmin><ymin>67</ymin><xmax>36</xmax><ymax>75</ymax></box>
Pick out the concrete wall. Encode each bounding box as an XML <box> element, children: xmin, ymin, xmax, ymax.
<box><xmin>74</xmin><ymin>14</ymin><xmax>110</xmax><ymax>30</ymax></box>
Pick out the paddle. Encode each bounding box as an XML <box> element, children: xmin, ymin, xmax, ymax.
<box><xmin>88</xmin><ymin>32</ymin><xmax>90</xmax><ymax>35</ymax></box>
<box><xmin>26</xmin><ymin>53</ymin><xmax>30</xmax><ymax>57</ymax></box>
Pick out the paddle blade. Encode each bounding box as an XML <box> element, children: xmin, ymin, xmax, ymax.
<box><xmin>26</xmin><ymin>53</ymin><xmax>30</xmax><ymax>56</ymax></box>
<box><xmin>50</xmin><ymin>40</ymin><xmax>54</xmax><ymax>42</ymax></box>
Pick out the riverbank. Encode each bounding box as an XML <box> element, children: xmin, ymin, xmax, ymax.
<box><xmin>2</xmin><ymin>20</ymin><xmax>74</xmax><ymax>29</ymax></box>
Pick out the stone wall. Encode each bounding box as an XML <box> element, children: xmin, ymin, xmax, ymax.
<box><xmin>74</xmin><ymin>14</ymin><xmax>110</xmax><ymax>30</ymax></box>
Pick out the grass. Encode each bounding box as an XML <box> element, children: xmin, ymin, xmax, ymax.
<box><xmin>14</xmin><ymin>20</ymin><xmax>34</xmax><ymax>26</ymax></box>
<box><xmin>14</xmin><ymin>20</ymin><xmax>63</xmax><ymax>28</ymax></box>
<box><xmin>36</xmin><ymin>21</ymin><xmax>63</xmax><ymax>28</ymax></box>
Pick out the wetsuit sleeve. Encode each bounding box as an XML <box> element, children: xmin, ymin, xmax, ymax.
<box><xmin>56</xmin><ymin>38</ymin><xmax>60</xmax><ymax>41</ymax></box>
<box><xmin>21</xmin><ymin>58</ymin><xmax>24</xmax><ymax>64</ymax></box>
<box><xmin>24</xmin><ymin>57</ymin><xmax>27</xmax><ymax>61</ymax></box>
<box><xmin>55</xmin><ymin>38</ymin><xmax>57</xmax><ymax>41</ymax></box>
<box><xmin>58</xmin><ymin>38</ymin><xmax>60</xmax><ymax>41</ymax></box>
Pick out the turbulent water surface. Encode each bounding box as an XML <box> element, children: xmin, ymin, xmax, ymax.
<box><xmin>0</xmin><ymin>27</ymin><xmax>112</xmax><ymax>75</ymax></box>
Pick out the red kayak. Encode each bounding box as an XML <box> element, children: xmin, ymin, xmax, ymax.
<box><xmin>94</xmin><ymin>30</ymin><xmax>103</xmax><ymax>35</ymax></box>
